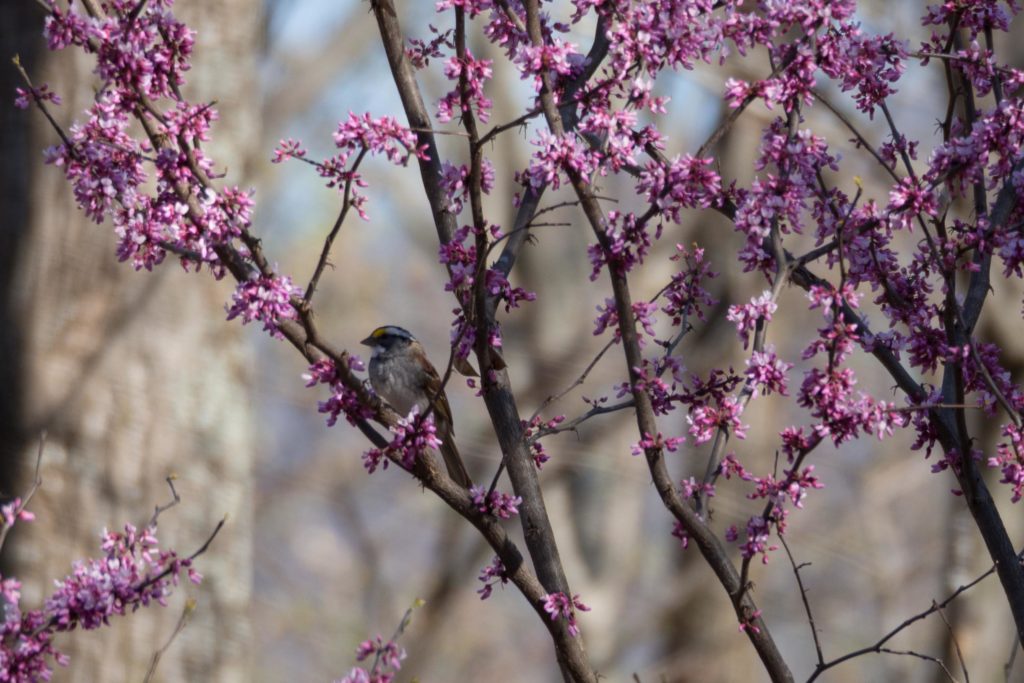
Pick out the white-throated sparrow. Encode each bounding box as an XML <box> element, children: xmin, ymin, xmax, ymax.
<box><xmin>360</xmin><ymin>325</ymin><xmax>472</xmax><ymax>488</ymax></box>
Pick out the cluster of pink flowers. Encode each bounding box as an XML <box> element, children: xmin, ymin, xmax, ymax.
<box><xmin>405</xmin><ymin>24</ymin><xmax>452</xmax><ymax>69</ymax></box>
<box><xmin>798</xmin><ymin>285</ymin><xmax>909</xmax><ymax>446</ymax></box>
<box><xmin>335</xmin><ymin>635</ymin><xmax>406</xmax><ymax>683</ymax></box>
<box><xmin>225</xmin><ymin>275</ymin><xmax>301</xmax><ymax>339</ymax></box>
<box><xmin>437</xmin><ymin>223</ymin><xmax>535</xmax><ymax>340</ymax></box>
<box><xmin>989</xmin><ymin>424</ymin><xmax>1024</xmax><ymax>503</ymax></box>
<box><xmin>362</xmin><ymin>408</ymin><xmax>443</xmax><ymax>474</ymax></box>
<box><xmin>717</xmin><ymin>454</ymin><xmax>824</xmax><ymax>564</ymax></box>
<box><xmin>470</xmin><ymin>486</ymin><xmax>523</xmax><ymax>519</ymax></box>
<box><xmin>592</xmin><ymin>299</ymin><xmax>657</xmax><ymax>346</ymax></box>
<box><xmin>636</xmin><ymin>158</ymin><xmax>722</xmax><ymax>225</ymax></box>
<box><xmin>0</xmin><ymin>499</ymin><xmax>35</xmax><ymax>527</ymax></box>
<box><xmin>521</xmin><ymin>131</ymin><xmax>597</xmax><ymax>192</ymax></box>
<box><xmin>304</xmin><ymin>357</ymin><xmax>375</xmax><ymax>429</ymax></box>
<box><xmin>13</xmin><ymin>85</ymin><xmax>60</xmax><ymax>110</ymax></box>
<box><xmin>275</xmin><ymin>113</ymin><xmax>428</xmax><ymax>222</ymax></box>
<box><xmin>437</xmin><ymin>51</ymin><xmax>494</xmax><ymax>124</ymax></box>
<box><xmin>0</xmin><ymin>518</ymin><xmax>200</xmax><ymax>683</ymax></box>
<box><xmin>662</xmin><ymin>244</ymin><xmax>717</xmax><ymax>326</ymax></box>
<box><xmin>688</xmin><ymin>397</ymin><xmax>747</xmax><ymax>445</ymax></box>
<box><xmin>477</xmin><ymin>556</ymin><xmax>510</xmax><ymax>600</ymax></box>
<box><xmin>817</xmin><ymin>23</ymin><xmax>907</xmax><ymax>117</ymax></box>
<box><xmin>631</xmin><ymin>432</ymin><xmax>685</xmax><ymax>457</ymax></box>
<box><xmin>726</xmin><ymin>292</ymin><xmax>777</xmax><ymax>348</ymax></box>
<box><xmin>541</xmin><ymin>592</ymin><xmax>590</xmax><ymax>638</ymax></box>
<box><xmin>745</xmin><ymin>347</ymin><xmax>793</xmax><ymax>397</ymax></box>
<box><xmin>437</xmin><ymin>159</ymin><xmax>495</xmax><ymax>214</ymax></box>
<box><xmin>522</xmin><ymin>414</ymin><xmax>566</xmax><ymax>468</ymax></box>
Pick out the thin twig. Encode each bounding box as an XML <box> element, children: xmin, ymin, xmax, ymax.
<box><xmin>780</xmin><ymin>536</ymin><xmax>824</xmax><ymax>666</ymax></box>
<box><xmin>0</xmin><ymin>433</ymin><xmax>46</xmax><ymax>554</ymax></box>
<box><xmin>143</xmin><ymin>598</ymin><xmax>196</xmax><ymax>683</ymax></box>
<box><xmin>877</xmin><ymin>648</ymin><xmax>959</xmax><ymax>682</ymax></box>
<box><xmin>371</xmin><ymin>600</ymin><xmax>424</xmax><ymax>675</ymax></box>
<box><xmin>478</xmin><ymin>107</ymin><xmax>543</xmax><ymax>147</ymax></box>
<box><xmin>807</xmin><ymin>549</ymin><xmax>1022</xmax><ymax>681</ymax></box>
<box><xmin>935</xmin><ymin>601</ymin><xmax>970</xmax><ymax>683</ymax></box>
<box><xmin>147</xmin><ymin>475</ymin><xmax>182</xmax><ymax>529</ymax></box>
<box><xmin>12</xmin><ymin>57</ymin><xmax>78</xmax><ymax>157</ymax></box>
<box><xmin>531</xmin><ymin>399</ymin><xmax>636</xmax><ymax>441</ymax></box>
<box><xmin>814</xmin><ymin>91</ymin><xmax>901</xmax><ymax>182</ymax></box>
<box><xmin>135</xmin><ymin>517</ymin><xmax>227</xmax><ymax>594</ymax></box>
<box><xmin>529</xmin><ymin>338</ymin><xmax>618</xmax><ymax>424</ymax></box>
<box><xmin>1004</xmin><ymin>634</ymin><xmax>1020</xmax><ymax>682</ymax></box>
<box><xmin>408</xmin><ymin>126</ymin><xmax>471</xmax><ymax>138</ymax></box>
<box><xmin>302</xmin><ymin>148</ymin><xmax>368</xmax><ymax>305</ymax></box>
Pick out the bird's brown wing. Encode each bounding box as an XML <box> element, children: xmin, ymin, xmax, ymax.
<box><xmin>421</xmin><ymin>362</ymin><xmax>472</xmax><ymax>487</ymax></box>
<box><xmin>421</xmin><ymin>361</ymin><xmax>454</xmax><ymax>429</ymax></box>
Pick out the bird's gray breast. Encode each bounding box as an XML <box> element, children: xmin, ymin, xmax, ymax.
<box><xmin>369</xmin><ymin>354</ymin><xmax>426</xmax><ymax>417</ymax></box>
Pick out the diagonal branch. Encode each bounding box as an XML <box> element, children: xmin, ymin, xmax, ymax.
<box><xmin>522</xmin><ymin>1</ymin><xmax>793</xmax><ymax>680</ymax></box>
<box><xmin>369</xmin><ymin>3</ymin><xmax>596</xmax><ymax>680</ymax></box>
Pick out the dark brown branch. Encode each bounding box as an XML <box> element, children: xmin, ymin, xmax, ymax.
<box><xmin>369</xmin><ymin>0</ymin><xmax>459</xmax><ymax>246</ymax></box>
<box><xmin>522</xmin><ymin>1</ymin><xmax>792</xmax><ymax>679</ymax></box>
<box><xmin>370</xmin><ymin>3</ymin><xmax>596</xmax><ymax>681</ymax></box>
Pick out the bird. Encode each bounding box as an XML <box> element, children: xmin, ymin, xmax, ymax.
<box><xmin>360</xmin><ymin>325</ymin><xmax>472</xmax><ymax>488</ymax></box>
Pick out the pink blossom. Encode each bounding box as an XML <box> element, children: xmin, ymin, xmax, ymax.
<box><xmin>470</xmin><ymin>486</ymin><xmax>523</xmax><ymax>519</ymax></box>
<box><xmin>746</xmin><ymin>347</ymin><xmax>793</xmax><ymax>397</ymax></box>
<box><xmin>631</xmin><ymin>432</ymin><xmax>685</xmax><ymax>456</ymax></box>
<box><xmin>727</xmin><ymin>292</ymin><xmax>777</xmax><ymax>348</ymax></box>
<box><xmin>363</xmin><ymin>408</ymin><xmax>443</xmax><ymax>473</ymax></box>
<box><xmin>687</xmin><ymin>396</ymin><xmax>746</xmax><ymax>444</ymax></box>
<box><xmin>437</xmin><ymin>51</ymin><xmax>494</xmax><ymax>124</ymax></box>
<box><xmin>988</xmin><ymin>424</ymin><xmax>1024</xmax><ymax>503</ymax></box>
<box><xmin>14</xmin><ymin>84</ymin><xmax>61</xmax><ymax>110</ymax></box>
<box><xmin>225</xmin><ymin>275</ymin><xmax>300</xmax><ymax>339</ymax></box>
<box><xmin>335</xmin><ymin>633</ymin><xmax>406</xmax><ymax>683</ymax></box>
<box><xmin>541</xmin><ymin>592</ymin><xmax>590</xmax><ymax>637</ymax></box>
<box><xmin>333</xmin><ymin>113</ymin><xmax>426</xmax><ymax>166</ymax></box>
<box><xmin>477</xmin><ymin>556</ymin><xmax>509</xmax><ymax>600</ymax></box>
<box><xmin>663</xmin><ymin>244</ymin><xmax>718</xmax><ymax>325</ymax></box>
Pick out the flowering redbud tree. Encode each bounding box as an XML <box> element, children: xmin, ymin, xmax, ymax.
<box><xmin>15</xmin><ymin>0</ymin><xmax>1024</xmax><ymax>680</ymax></box>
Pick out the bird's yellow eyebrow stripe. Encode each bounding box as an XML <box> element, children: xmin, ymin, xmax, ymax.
<box><xmin>371</xmin><ymin>327</ymin><xmax>389</xmax><ymax>338</ymax></box>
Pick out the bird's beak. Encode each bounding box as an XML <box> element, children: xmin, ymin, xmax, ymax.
<box><xmin>360</xmin><ymin>335</ymin><xmax>374</xmax><ymax>347</ymax></box>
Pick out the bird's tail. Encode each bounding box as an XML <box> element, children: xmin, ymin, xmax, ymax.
<box><xmin>439</xmin><ymin>433</ymin><xmax>472</xmax><ymax>488</ymax></box>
